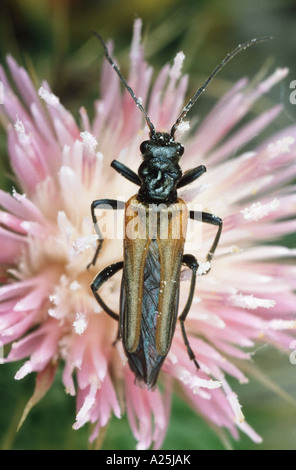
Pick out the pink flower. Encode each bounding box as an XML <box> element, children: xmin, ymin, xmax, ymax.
<box><xmin>0</xmin><ymin>19</ymin><xmax>295</xmax><ymax>449</ymax></box>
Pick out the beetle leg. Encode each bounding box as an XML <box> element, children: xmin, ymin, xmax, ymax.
<box><xmin>111</xmin><ymin>160</ymin><xmax>141</xmax><ymax>186</ymax></box>
<box><xmin>179</xmin><ymin>254</ymin><xmax>200</xmax><ymax>369</ymax></box>
<box><xmin>91</xmin><ymin>261</ymin><xmax>123</xmax><ymax>321</ymax></box>
<box><xmin>177</xmin><ymin>165</ymin><xmax>206</xmax><ymax>189</ymax></box>
<box><xmin>87</xmin><ymin>199</ymin><xmax>125</xmax><ymax>269</ymax></box>
<box><xmin>189</xmin><ymin>210</ymin><xmax>223</xmax><ymax>262</ymax></box>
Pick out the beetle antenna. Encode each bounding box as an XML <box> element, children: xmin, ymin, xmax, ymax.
<box><xmin>93</xmin><ymin>31</ymin><xmax>156</xmax><ymax>137</ymax></box>
<box><xmin>170</xmin><ymin>36</ymin><xmax>273</xmax><ymax>138</ymax></box>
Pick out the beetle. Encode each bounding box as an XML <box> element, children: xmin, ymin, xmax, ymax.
<box><xmin>88</xmin><ymin>32</ymin><xmax>270</xmax><ymax>389</ymax></box>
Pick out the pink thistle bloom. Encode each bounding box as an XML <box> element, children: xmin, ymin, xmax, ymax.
<box><xmin>1</xmin><ymin>19</ymin><xmax>296</xmax><ymax>449</ymax></box>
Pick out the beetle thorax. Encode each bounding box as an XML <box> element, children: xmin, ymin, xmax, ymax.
<box><xmin>137</xmin><ymin>132</ymin><xmax>183</xmax><ymax>204</ymax></box>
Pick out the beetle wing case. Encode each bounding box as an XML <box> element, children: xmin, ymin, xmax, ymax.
<box><xmin>121</xmin><ymin>195</ymin><xmax>188</xmax><ymax>388</ymax></box>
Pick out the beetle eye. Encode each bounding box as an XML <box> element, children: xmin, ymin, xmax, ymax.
<box><xmin>177</xmin><ymin>144</ymin><xmax>184</xmax><ymax>156</ymax></box>
<box><xmin>140</xmin><ymin>140</ymin><xmax>149</xmax><ymax>154</ymax></box>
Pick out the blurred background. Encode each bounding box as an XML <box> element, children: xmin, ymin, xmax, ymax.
<box><xmin>0</xmin><ymin>0</ymin><xmax>296</xmax><ymax>450</ymax></box>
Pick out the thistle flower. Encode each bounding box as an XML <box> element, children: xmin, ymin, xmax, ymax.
<box><xmin>0</xmin><ymin>19</ymin><xmax>296</xmax><ymax>449</ymax></box>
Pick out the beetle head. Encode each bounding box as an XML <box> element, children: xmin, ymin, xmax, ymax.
<box><xmin>139</xmin><ymin>132</ymin><xmax>184</xmax><ymax>162</ymax></box>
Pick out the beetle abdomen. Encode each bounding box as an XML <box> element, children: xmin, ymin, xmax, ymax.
<box><xmin>121</xmin><ymin>240</ymin><xmax>170</xmax><ymax>388</ymax></box>
<box><xmin>121</xmin><ymin>196</ymin><xmax>188</xmax><ymax>388</ymax></box>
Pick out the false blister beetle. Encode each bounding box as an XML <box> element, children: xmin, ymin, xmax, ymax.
<box><xmin>88</xmin><ymin>33</ymin><xmax>270</xmax><ymax>389</ymax></box>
